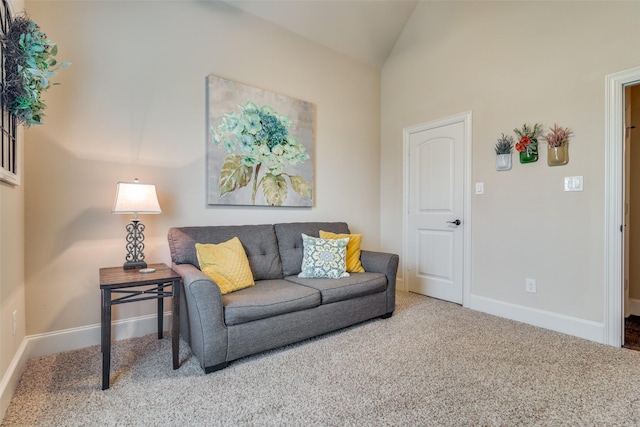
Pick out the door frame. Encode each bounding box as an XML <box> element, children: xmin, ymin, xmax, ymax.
<box><xmin>605</xmin><ymin>66</ymin><xmax>640</xmax><ymax>347</ymax></box>
<box><xmin>402</xmin><ymin>111</ymin><xmax>473</xmax><ymax>305</ymax></box>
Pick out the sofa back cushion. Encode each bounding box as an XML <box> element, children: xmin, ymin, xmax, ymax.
<box><xmin>274</xmin><ymin>222</ymin><xmax>350</xmax><ymax>277</ymax></box>
<box><xmin>168</xmin><ymin>225</ymin><xmax>283</xmax><ymax>280</ymax></box>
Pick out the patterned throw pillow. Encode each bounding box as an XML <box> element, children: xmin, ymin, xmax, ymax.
<box><xmin>319</xmin><ymin>230</ymin><xmax>365</xmax><ymax>273</ymax></box>
<box><xmin>298</xmin><ymin>234</ymin><xmax>350</xmax><ymax>279</ymax></box>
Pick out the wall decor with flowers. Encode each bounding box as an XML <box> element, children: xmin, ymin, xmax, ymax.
<box><xmin>494</xmin><ymin>122</ymin><xmax>573</xmax><ymax>170</ymax></box>
<box><xmin>207</xmin><ymin>75</ymin><xmax>314</xmax><ymax>207</ymax></box>
<box><xmin>494</xmin><ymin>133</ymin><xmax>514</xmax><ymax>171</ymax></box>
<box><xmin>1</xmin><ymin>14</ymin><xmax>69</xmax><ymax>127</ymax></box>
<box><xmin>0</xmin><ymin>9</ymin><xmax>69</xmax><ymax>186</ymax></box>
<box><xmin>542</xmin><ymin>123</ymin><xmax>573</xmax><ymax>166</ymax></box>
<box><xmin>514</xmin><ymin>123</ymin><xmax>543</xmax><ymax>164</ymax></box>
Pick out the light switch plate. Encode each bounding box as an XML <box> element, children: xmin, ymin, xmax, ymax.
<box><xmin>564</xmin><ymin>176</ymin><xmax>584</xmax><ymax>192</ymax></box>
<box><xmin>475</xmin><ymin>182</ymin><xmax>484</xmax><ymax>195</ymax></box>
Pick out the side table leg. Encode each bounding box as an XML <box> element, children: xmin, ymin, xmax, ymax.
<box><xmin>157</xmin><ymin>292</ymin><xmax>163</xmax><ymax>339</ymax></box>
<box><xmin>172</xmin><ymin>279</ymin><xmax>180</xmax><ymax>370</ymax></box>
<box><xmin>101</xmin><ymin>289</ymin><xmax>112</xmax><ymax>390</ymax></box>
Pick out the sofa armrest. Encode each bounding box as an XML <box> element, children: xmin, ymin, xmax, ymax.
<box><xmin>360</xmin><ymin>250</ymin><xmax>399</xmax><ymax>314</ymax></box>
<box><xmin>172</xmin><ymin>263</ymin><xmax>228</xmax><ymax>369</ymax></box>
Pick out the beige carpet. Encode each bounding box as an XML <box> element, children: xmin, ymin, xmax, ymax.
<box><xmin>3</xmin><ymin>292</ymin><xmax>640</xmax><ymax>426</ymax></box>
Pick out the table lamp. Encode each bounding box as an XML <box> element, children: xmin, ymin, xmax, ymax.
<box><xmin>112</xmin><ymin>178</ymin><xmax>162</xmax><ymax>270</ymax></box>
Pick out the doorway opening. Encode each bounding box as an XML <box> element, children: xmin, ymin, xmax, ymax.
<box><xmin>604</xmin><ymin>66</ymin><xmax>640</xmax><ymax>348</ymax></box>
<box><xmin>623</xmin><ymin>83</ymin><xmax>640</xmax><ymax>349</ymax></box>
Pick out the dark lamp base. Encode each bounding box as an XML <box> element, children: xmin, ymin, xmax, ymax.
<box><xmin>123</xmin><ymin>261</ymin><xmax>148</xmax><ymax>270</ymax></box>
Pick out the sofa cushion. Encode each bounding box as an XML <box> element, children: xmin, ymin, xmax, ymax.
<box><xmin>298</xmin><ymin>234</ymin><xmax>350</xmax><ymax>279</ymax></box>
<box><xmin>274</xmin><ymin>222</ymin><xmax>351</xmax><ymax>277</ymax></box>
<box><xmin>319</xmin><ymin>230</ymin><xmax>365</xmax><ymax>273</ymax></box>
<box><xmin>285</xmin><ymin>272</ymin><xmax>387</xmax><ymax>304</ymax></box>
<box><xmin>195</xmin><ymin>238</ymin><xmax>255</xmax><ymax>294</ymax></box>
<box><xmin>222</xmin><ymin>279</ymin><xmax>321</xmax><ymax>326</ymax></box>
<box><xmin>168</xmin><ymin>225</ymin><xmax>283</xmax><ymax>280</ymax></box>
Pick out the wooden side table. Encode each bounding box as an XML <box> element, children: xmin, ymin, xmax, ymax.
<box><xmin>99</xmin><ymin>263</ymin><xmax>181</xmax><ymax>390</ymax></box>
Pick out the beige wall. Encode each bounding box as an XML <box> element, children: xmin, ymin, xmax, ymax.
<box><xmin>0</xmin><ymin>0</ymin><xmax>25</xmax><ymax>393</ymax></box>
<box><xmin>24</xmin><ymin>1</ymin><xmax>381</xmax><ymax>335</ymax></box>
<box><xmin>382</xmin><ymin>1</ymin><xmax>640</xmax><ymax>322</ymax></box>
<box><xmin>17</xmin><ymin>0</ymin><xmax>640</xmax><ymax>349</ymax></box>
<box><xmin>0</xmin><ymin>132</ymin><xmax>25</xmax><ymax>384</ymax></box>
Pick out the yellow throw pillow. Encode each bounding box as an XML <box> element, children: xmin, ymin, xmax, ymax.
<box><xmin>195</xmin><ymin>237</ymin><xmax>254</xmax><ymax>294</ymax></box>
<box><xmin>319</xmin><ymin>230</ymin><xmax>365</xmax><ymax>273</ymax></box>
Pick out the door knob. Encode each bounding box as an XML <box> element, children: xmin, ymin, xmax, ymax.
<box><xmin>447</xmin><ymin>219</ymin><xmax>461</xmax><ymax>226</ymax></box>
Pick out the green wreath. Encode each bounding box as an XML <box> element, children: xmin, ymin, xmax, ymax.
<box><xmin>1</xmin><ymin>16</ymin><xmax>69</xmax><ymax>127</ymax></box>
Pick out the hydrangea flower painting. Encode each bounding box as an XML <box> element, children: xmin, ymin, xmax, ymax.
<box><xmin>207</xmin><ymin>75</ymin><xmax>314</xmax><ymax>206</ymax></box>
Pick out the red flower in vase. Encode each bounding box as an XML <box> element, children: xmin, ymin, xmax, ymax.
<box><xmin>513</xmin><ymin>123</ymin><xmax>543</xmax><ymax>156</ymax></box>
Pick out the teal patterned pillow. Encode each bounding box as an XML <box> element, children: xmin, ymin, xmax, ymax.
<box><xmin>298</xmin><ymin>234</ymin><xmax>350</xmax><ymax>279</ymax></box>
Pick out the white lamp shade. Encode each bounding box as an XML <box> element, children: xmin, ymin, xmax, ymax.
<box><xmin>112</xmin><ymin>181</ymin><xmax>162</xmax><ymax>215</ymax></box>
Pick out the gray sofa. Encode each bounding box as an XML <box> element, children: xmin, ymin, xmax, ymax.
<box><xmin>167</xmin><ymin>222</ymin><xmax>398</xmax><ymax>373</ymax></box>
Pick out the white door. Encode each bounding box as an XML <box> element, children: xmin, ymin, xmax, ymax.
<box><xmin>406</xmin><ymin>120</ymin><xmax>465</xmax><ymax>304</ymax></box>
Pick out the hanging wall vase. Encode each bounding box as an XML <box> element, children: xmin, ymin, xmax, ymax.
<box><xmin>547</xmin><ymin>145</ymin><xmax>569</xmax><ymax>166</ymax></box>
<box><xmin>519</xmin><ymin>149</ymin><xmax>538</xmax><ymax>164</ymax></box>
<box><xmin>514</xmin><ymin>123</ymin><xmax>542</xmax><ymax>164</ymax></box>
<box><xmin>543</xmin><ymin>124</ymin><xmax>572</xmax><ymax>167</ymax></box>
<box><xmin>496</xmin><ymin>153</ymin><xmax>512</xmax><ymax>171</ymax></box>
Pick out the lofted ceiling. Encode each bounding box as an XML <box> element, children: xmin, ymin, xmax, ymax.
<box><xmin>223</xmin><ymin>0</ymin><xmax>419</xmax><ymax>69</ymax></box>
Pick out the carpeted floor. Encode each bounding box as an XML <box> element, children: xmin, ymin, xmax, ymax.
<box><xmin>4</xmin><ymin>291</ymin><xmax>640</xmax><ymax>426</ymax></box>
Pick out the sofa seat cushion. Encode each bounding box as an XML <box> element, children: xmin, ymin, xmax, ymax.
<box><xmin>284</xmin><ymin>272</ymin><xmax>387</xmax><ymax>305</ymax></box>
<box><xmin>222</xmin><ymin>279</ymin><xmax>321</xmax><ymax>326</ymax></box>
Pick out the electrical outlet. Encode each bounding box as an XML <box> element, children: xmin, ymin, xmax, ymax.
<box><xmin>525</xmin><ymin>278</ymin><xmax>537</xmax><ymax>294</ymax></box>
<box><xmin>12</xmin><ymin>310</ymin><xmax>17</xmax><ymax>335</ymax></box>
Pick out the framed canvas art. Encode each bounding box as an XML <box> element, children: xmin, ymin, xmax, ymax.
<box><xmin>207</xmin><ymin>75</ymin><xmax>315</xmax><ymax>207</ymax></box>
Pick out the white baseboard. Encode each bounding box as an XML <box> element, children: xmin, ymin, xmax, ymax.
<box><xmin>466</xmin><ymin>294</ymin><xmax>605</xmax><ymax>344</ymax></box>
<box><xmin>629</xmin><ymin>298</ymin><xmax>640</xmax><ymax>317</ymax></box>
<box><xmin>28</xmin><ymin>311</ymin><xmax>173</xmax><ymax>358</ymax></box>
<box><xmin>1</xmin><ymin>312</ymin><xmax>171</xmax><ymax>422</ymax></box>
<box><xmin>0</xmin><ymin>338</ymin><xmax>28</xmax><ymax>421</ymax></box>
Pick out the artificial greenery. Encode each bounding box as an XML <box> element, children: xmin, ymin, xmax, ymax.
<box><xmin>514</xmin><ymin>123</ymin><xmax>543</xmax><ymax>156</ymax></box>
<box><xmin>1</xmin><ymin>16</ymin><xmax>69</xmax><ymax>127</ymax></box>
<box><xmin>543</xmin><ymin>123</ymin><xmax>573</xmax><ymax>148</ymax></box>
<box><xmin>494</xmin><ymin>133</ymin><xmax>514</xmax><ymax>154</ymax></box>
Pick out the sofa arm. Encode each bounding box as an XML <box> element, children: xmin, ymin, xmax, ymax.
<box><xmin>360</xmin><ymin>250</ymin><xmax>399</xmax><ymax>315</ymax></box>
<box><xmin>172</xmin><ymin>263</ymin><xmax>228</xmax><ymax>370</ymax></box>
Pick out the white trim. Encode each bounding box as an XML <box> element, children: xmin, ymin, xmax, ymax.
<box><xmin>467</xmin><ymin>294</ymin><xmax>604</xmax><ymax>344</ymax></box>
<box><xmin>0</xmin><ymin>167</ymin><xmax>19</xmax><ymax>186</ymax></box>
<box><xmin>402</xmin><ymin>111</ymin><xmax>472</xmax><ymax>305</ymax></box>
<box><xmin>463</xmin><ymin>114</ymin><xmax>473</xmax><ymax>307</ymax></box>
<box><xmin>0</xmin><ymin>312</ymin><xmax>173</xmax><ymax>420</ymax></box>
<box><xmin>0</xmin><ymin>338</ymin><xmax>28</xmax><ymax>421</ymax></box>
<box><xmin>629</xmin><ymin>298</ymin><xmax>640</xmax><ymax>317</ymax></box>
<box><xmin>28</xmin><ymin>311</ymin><xmax>173</xmax><ymax>358</ymax></box>
<box><xmin>0</xmin><ymin>108</ymin><xmax>22</xmax><ymax>187</ymax></box>
<box><xmin>604</xmin><ymin>67</ymin><xmax>640</xmax><ymax>347</ymax></box>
